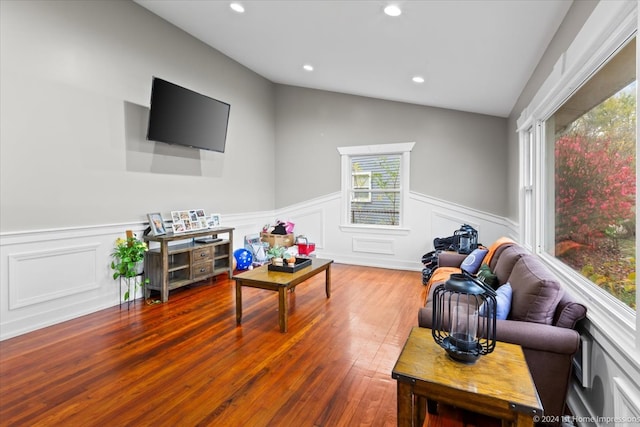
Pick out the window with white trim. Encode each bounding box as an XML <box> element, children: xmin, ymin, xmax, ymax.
<box><xmin>544</xmin><ymin>37</ymin><xmax>636</xmax><ymax>310</ymax></box>
<box><xmin>338</xmin><ymin>142</ymin><xmax>414</xmax><ymax>228</ymax></box>
<box><xmin>517</xmin><ymin>7</ymin><xmax>637</xmax><ymax>333</ymax></box>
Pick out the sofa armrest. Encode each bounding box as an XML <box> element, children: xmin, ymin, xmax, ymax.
<box><xmin>418</xmin><ymin>307</ymin><xmax>580</xmax><ymax>355</ymax></box>
<box><xmin>438</xmin><ymin>251</ymin><xmax>467</xmax><ymax>267</ymax></box>
<box><xmin>495</xmin><ymin>319</ymin><xmax>580</xmax><ymax>355</ymax></box>
<box><xmin>554</xmin><ymin>296</ymin><xmax>587</xmax><ymax>329</ymax></box>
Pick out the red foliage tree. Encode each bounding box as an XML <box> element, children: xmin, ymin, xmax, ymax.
<box><xmin>555</xmin><ymin>135</ymin><xmax>636</xmax><ymax>243</ymax></box>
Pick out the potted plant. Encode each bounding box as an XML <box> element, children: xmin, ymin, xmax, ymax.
<box><xmin>111</xmin><ymin>231</ymin><xmax>149</xmax><ymax>301</ymax></box>
<box><xmin>266</xmin><ymin>245</ymin><xmax>287</xmax><ymax>266</ymax></box>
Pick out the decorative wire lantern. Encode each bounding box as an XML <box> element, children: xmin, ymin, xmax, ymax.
<box><xmin>432</xmin><ymin>271</ymin><xmax>497</xmax><ymax>364</ymax></box>
<box><xmin>454</xmin><ymin>224</ymin><xmax>478</xmax><ymax>254</ymax></box>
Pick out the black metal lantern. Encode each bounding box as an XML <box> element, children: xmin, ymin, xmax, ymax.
<box><xmin>455</xmin><ymin>224</ymin><xmax>478</xmax><ymax>254</ymax></box>
<box><xmin>432</xmin><ymin>271</ymin><xmax>497</xmax><ymax>364</ymax></box>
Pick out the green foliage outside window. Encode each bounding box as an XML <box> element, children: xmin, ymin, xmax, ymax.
<box><xmin>554</xmin><ymin>83</ymin><xmax>636</xmax><ymax>309</ymax></box>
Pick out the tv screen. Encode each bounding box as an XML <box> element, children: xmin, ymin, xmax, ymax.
<box><xmin>147</xmin><ymin>77</ymin><xmax>230</xmax><ymax>153</ymax></box>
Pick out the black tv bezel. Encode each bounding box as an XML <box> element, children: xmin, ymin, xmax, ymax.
<box><xmin>146</xmin><ymin>77</ymin><xmax>230</xmax><ymax>153</ymax></box>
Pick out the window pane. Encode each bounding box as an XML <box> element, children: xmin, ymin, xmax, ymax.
<box><xmin>351</xmin><ymin>172</ymin><xmax>371</xmax><ymax>202</ymax></box>
<box><xmin>351</xmin><ymin>155</ymin><xmax>401</xmax><ymax>225</ymax></box>
<box><xmin>351</xmin><ymin>191</ymin><xmax>400</xmax><ymax>225</ymax></box>
<box><xmin>549</xmin><ymin>38</ymin><xmax>636</xmax><ymax>310</ymax></box>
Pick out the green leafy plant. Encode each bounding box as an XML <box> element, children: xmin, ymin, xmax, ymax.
<box><xmin>111</xmin><ymin>233</ymin><xmax>150</xmax><ymax>301</ymax></box>
<box><xmin>266</xmin><ymin>245</ymin><xmax>286</xmax><ymax>260</ymax></box>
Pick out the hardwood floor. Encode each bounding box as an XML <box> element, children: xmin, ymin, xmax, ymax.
<box><xmin>1</xmin><ymin>263</ymin><xmax>427</xmax><ymax>426</ymax></box>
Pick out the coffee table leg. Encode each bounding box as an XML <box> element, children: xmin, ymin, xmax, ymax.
<box><xmin>325</xmin><ymin>265</ymin><xmax>331</xmax><ymax>298</ymax></box>
<box><xmin>279</xmin><ymin>287</ymin><xmax>288</xmax><ymax>333</ymax></box>
<box><xmin>235</xmin><ymin>280</ymin><xmax>242</xmax><ymax>326</ymax></box>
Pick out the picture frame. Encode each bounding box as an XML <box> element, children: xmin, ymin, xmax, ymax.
<box><xmin>207</xmin><ymin>213</ymin><xmax>221</xmax><ymax>228</ymax></box>
<box><xmin>147</xmin><ymin>213</ymin><xmax>166</xmax><ymax>236</ymax></box>
<box><xmin>171</xmin><ymin>209</ymin><xmax>208</xmax><ymax>233</ymax></box>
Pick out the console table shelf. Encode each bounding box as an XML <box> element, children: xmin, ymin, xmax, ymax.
<box><xmin>144</xmin><ymin>227</ymin><xmax>234</xmax><ymax>302</ymax></box>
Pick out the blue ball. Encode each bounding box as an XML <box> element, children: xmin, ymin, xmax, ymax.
<box><xmin>233</xmin><ymin>248</ymin><xmax>253</xmax><ymax>270</ymax></box>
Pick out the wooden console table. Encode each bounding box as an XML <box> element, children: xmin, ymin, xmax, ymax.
<box><xmin>144</xmin><ymin>227</ymin><xmax>234</xmax><ymax>302</ymax></box>
<box><xmin>392</xmin><ymin>327</ymin><xmax>542</xmax><ymax>427</ymax></box>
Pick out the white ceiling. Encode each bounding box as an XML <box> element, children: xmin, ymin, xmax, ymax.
<box><xmin>135</xmin><ymin>0</ymin><xmax>573</xmax><ymax>118</ymax></box>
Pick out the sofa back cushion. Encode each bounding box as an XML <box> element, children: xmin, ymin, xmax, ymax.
<box><xmin>487</xmin><ymin>241</ymin><xmax>515</xmax><ymax>271</ymax></box>
<box><xmin>493</xmin><ymin>245</ymin><xmax>528</xmax><ymax>285</ymax></box>
<box><xmin>508</xmin><ymin>256</ymin><xmax>565</xmax><ymax>325</ymax></box>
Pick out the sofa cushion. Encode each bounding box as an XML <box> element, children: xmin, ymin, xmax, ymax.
<box><xmin>508</xmin><ymin>256</ymin><xmax>565</xmax><ymax>325</ymax></box>
<box><xmin>483</xmin><ymin>237</ymin><xmax>515</xmax><ymax>270</ymax></box>
<box><xmin>480</xmin><ymin>282</ymin><xmax>512</xmax><ymax>320</ymax></box>
<box><xmin>460</xmin><ymin>248</ymin><xmax>489</xmax><ymax>275</ymax></box>
<box><xmin>494</xmin><ymin>283</ymin><xmax>513</xmax><ymax>320</ymax></box>
<box><xmin>477</xmin><ymin>263</ymin><xmax>499</xmax><ymax>289</ymax></box>
<box><xmin>493</xmin><ymin>245</ymin><xmax>528</xmax><ymax>285</ymax></box>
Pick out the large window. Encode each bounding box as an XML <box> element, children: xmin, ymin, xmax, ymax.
<box><xmin>338</xmin><ymin>142</ymin><xmax>414</xmax><ymax>229</ymax></box>
<box><xmin>545</xmin><ymin>37</ymin><xmax>636</xmax><ymax>311</ymax></box>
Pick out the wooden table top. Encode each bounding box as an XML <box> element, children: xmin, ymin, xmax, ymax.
<box><xmin>232</xmin><ymin>258</ymin><xmax>333</xmax><ymax>286</ymax></box>
<box><xmin>393</xmin><ymin>327</ymin><xmax>542</xmax><ymax>414</ymax></box>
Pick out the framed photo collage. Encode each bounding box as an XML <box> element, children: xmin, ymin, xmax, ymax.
<box><xmin>146</xmin><ymin>210</ymin><xmax>222</xmax><ymax>236</ymax></box>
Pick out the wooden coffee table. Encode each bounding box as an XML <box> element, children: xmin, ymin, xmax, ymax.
<box><xmin>233</xmin><ymin>258</ymin><xmax>333</xmax><ymax>332</ymax></box>
<box><xmin>392</xmin><ymin>327</ymin><xmax>542</xmax><ymax>427</ymax></box>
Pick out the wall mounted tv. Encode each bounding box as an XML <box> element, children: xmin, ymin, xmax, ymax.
<box><xmin>146</xmin><ymin>77</ymin><xmax>230</xmax><ymax>153</ymax></box>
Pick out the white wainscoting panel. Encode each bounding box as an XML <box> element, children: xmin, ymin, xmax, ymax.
<box><xmin>0</xmin><ymin>223</ymin><xmax>147</xmax><ymax>340</ymax></box>
<box><xmin>9</xmin><ymin>244</ymin><xmax>99</xmax><ymax>309</ymax></box>
<box><xmin>1</xmin><ymin>191</ymin><xmax>511</xmax><ymax>339</ymax></box>
<box><xmin>613</xmin><ymin>377</ymin><xmax>640</xmax><ymax>424</ymax></box>
<box><xmin>352</xmin><ymin>237</ymin><xmax>394</xmax><ymax>255</ymax></box>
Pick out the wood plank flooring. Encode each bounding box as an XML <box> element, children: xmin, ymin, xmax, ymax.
<box><xmin>0</xmin><ymin>263</ymin><xmax>491</xmax><ymax>426</ymax></box>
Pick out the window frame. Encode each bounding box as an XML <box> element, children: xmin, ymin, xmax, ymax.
<box><xmin>337</xmin><ymin>142</ymin><xmax>414</xmax><ymax>232</ymax></box>
<box><xmin>516</xmin><ymin>0</ymin><xmax>638</xmax><ymax>355</ymax></box>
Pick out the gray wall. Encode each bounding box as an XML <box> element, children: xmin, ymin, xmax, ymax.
<box><xmin>0</xmin><ymin>0</ymin><xmax>276</xmax><ymax>232</ymax></box>
<box><xmin>506</xmin><ymin>0</ymin><xmax>599</xmax><ymax>221</ymax></box>
<box><xmin>275</xmin><ymin>86</ymin><xmax>508</xmax><ymax>215</ymax></box>
<box><xmin>1</xmin><ymin>0</ymin><xmax>510</xmax><ymax>235</ymax></box>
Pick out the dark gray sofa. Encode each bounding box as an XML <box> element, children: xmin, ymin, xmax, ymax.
<box><xmin>418</xmin><ymin>240</ymin><xmax>587</xmax><ymax>423</ymax></box>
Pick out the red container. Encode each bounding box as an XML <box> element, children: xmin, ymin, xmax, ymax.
<box><xmin>297</xmin><ymin>237</ymin><xmax>316</xmax><ymax>255</ymax></box>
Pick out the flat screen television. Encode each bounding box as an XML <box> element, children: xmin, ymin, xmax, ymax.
<box><xmin>147</xmin><ymin>77</ymin><xmax>230</xmax><ymax>153</ymax></box>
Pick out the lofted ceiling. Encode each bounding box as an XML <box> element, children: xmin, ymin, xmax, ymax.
<box><xmin>134</xmin><ymin>0</ymin><xmax>573</xmax><ymax>118</ymax></box>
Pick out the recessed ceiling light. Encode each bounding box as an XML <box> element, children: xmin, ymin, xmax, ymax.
<box><xmin>384</xmin><ymin>4</ymin><xmax>402</xmax><ymax>17</ymax></box>
<box><xmin>412</xmin><ymin>76</ymin><xmax>425</xmax><ymax>83</ymax></box>
<box><xmin>303</xmin><ymin>64</ymin><xmax>314</xmax><ymax>72</ymax></box>
<box><xmin>230</xmin><ymin>2</ymin><xmax>245</xmax><ymax>13</ymax></box>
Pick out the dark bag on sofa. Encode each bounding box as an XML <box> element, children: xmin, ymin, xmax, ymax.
<box><xmin>421</xmin><ymin>250</ymin><xmax>440</xmax><ymax>285</ymax></box>
<box><xmin>433</xmin><ymin>235</ymin><xmax>460</xmax><ymax>252</ymax></box>
<box><xmin>433</xmin><ymin>235</ymin><xmax>458</xmax><ymax>251</ymax></box>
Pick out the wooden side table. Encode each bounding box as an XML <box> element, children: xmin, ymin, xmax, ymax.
<box><xmin>392</xmin><ymin>327</ymin><xmax>542</xmax><ymax>427</ymax></box>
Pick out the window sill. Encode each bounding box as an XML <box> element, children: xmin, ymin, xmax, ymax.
<box><xmin>339</xmin><ymin>224</ymin><xmax>411</xmax><ymax>236</ymax></box>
